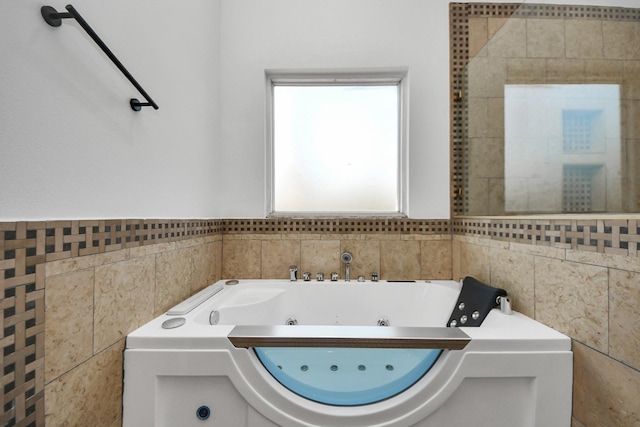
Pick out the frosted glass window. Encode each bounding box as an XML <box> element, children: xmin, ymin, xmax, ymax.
<box><xmin>271</xmin><ymin>83</ymin><xmax>400</xmax><ymax>214</ymax></box>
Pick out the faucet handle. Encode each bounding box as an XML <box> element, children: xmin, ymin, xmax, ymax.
<box><xmin>330</xmin><ymin>272</ymin><xmax>339</xmax><ymax>281</ymax></box>
<box><xmin>317</xmin><ymin>272</ymin><xmax>324</xmax><ymax>281</ymax></box>
<box><xmin>371</xmin><ymin>272</ymin><xmax>379</xmax><ymax>282</ymax></box>
<box><xmin>303</xmin><ymin>272</ymin><xmax>311</xmax><ymax>281</ymax></box>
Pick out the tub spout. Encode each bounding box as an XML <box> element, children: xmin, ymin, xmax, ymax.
<box><xmin>289</xmin><ymin>266</ymin><xmax>297</xmax><ymax>281</ymax></box>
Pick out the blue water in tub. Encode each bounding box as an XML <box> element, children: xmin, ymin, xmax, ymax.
<box><xmin>255</xmin><ymin>347</ymin><xmax>442</xmax><ymax>406</ymax></box>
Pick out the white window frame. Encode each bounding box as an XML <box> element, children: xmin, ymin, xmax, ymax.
<box><xmin>265</xmin><ymin>69</ymin><xmax>409</xmax><ymax>217</ymax></box>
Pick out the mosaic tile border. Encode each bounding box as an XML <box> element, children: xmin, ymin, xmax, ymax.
<box><xmin>449</xmin><ymin>2</ymin><xmax>640</xmax><ymax>216</ymax></box>
<box><xmin>453</xmin><ymin>218</ymin><xmax>640</xmax><ymax>257</ymax></box>
<box><xmin>222</xmin><ymin>218</ymin><xmax>451</xmax><ymax>234</ymax></box>
<box><xmin>450</xmin><ymin>3</ymin><xmax>521</xmax><ymax>216</ymax></box>
<box><xmin>513</xmin><ymin>3</ymin><xmax>640</xmax><ymax>20</ymax></box>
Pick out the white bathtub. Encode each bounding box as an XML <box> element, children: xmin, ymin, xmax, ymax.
<box><xmin>123</xmin><ymin>279</ymin><xmax>572</xmax><ymax>427</ymax></box>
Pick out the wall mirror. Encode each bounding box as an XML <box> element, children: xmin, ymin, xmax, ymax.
<box><xmin>451</xmin><ymin>1</ymin><xmax>640</xmax><ymax>216</ymax></box>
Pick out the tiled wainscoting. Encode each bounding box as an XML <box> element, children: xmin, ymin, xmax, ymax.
<box><xmin>1</xmin><ymin>218</ymin><xmax>449</xmax><ymax>426</ymax></box>
<box><xmin>1</xmin><ymin>220</ymin><xmax>222</xmax><ymax>427</ymax></box>
<box><xmin>221</xmin><ymin>219</ymin><xmax>452</xmax><ymax>281</ymax></box>
<box><xmin>3</xmin><ymin>216</ymin><xmax>639</xmax><ymax>426</ymax></box>
<box><xmin>454</xmin><ymin>218</ymin><xmax>640</xmax><ymax>427</ymax></box>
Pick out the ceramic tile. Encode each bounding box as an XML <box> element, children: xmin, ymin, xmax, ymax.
<box><xmin>213</xmin><ymin>240</ymin><xmax>223</xmax><ymax>281</ymax></box>
<box><xmin>222</xmin><ymin>239</ymin><xmax>262</xmax><ymax>280</ymax></box>
<box><xmin>487</xmin><ymin>17</ymin><xmax>526</xmax><ymax>58</ymax></box>
<box><xmin>262</xmin><ymin>240</ymin><xmax>301</xmax><ymax>279</ymax></box>
<box><xmin>623</xmin><ymin>61</ymin><xmax>640</xmax><ymax>100</ymax></box>
<box><xmin>468</xmin><ymin>17</ymin><xmax>488</xmax><ymax>58</ymax></box>
<box><xmin>340</xmin><ymin>240</ymin><xmax>380</xmax><ymax>280</ymax></box>
<box><xmin>129</xmin><ymin>242</ymin><xmax>175</xmax><ymax>258</ymax></box>
<box><xmin>467</xmin><ymin>177</ymin><xmax>489</xmax><ymax>215</ymax></box>
<box><xmin>457</xmin><ymin>242</ymin><xmax>491</xmax><ymax>284</ymax></box>
<box><xmin>361</xmin><ymin>233</ymin><xmax>401</xmax><ymax>241</ymax></box>
<box><xmin>622</xmin><ymin>99</ymin><xmax>640</xmax><ymax>141</ymax></box>
<box><xmin>175</xmin><ymin>237</ymin><xmax>206</xmax><ymax>249</ymax></box>
<box><xmin>506</xmin><ymin>58</ymin><xmax>546</xmax><ymax>83</ymax></box>
<box><xmin>571</xmin><ymin>417</ymin><xmax>586</xmax><ymax>427</ymax></box>
<box><xmin>546</xmin><ymin>59</ymin><xmax>586</xmax><ymax>84</ymax></box>
<box><xmin>380</xmin><ymin>240</ymin><xmax>420</xmax><ymax>280</ymax></box>
<box><xmin>510</xmin><ymin>241</ymin><xmax>565</xmax><ymax>260</ymax></box>
<box><xmin>489</xmin><ymin>247</ymin><xmax>535</xmax><ymax>318</ymax></box>
<box><xmin>456</xmin><ymin>234</ymin><xmax>509</xmax><ymax>250</ymax></box>
<box><xmin>155</xmin><ymin>248</ymin><xmax>194</xmax><ymax>316</ymax></box>
<box><xmin>44</xmin><ymin>340</ymin><xmax>124</xmax><ymax>427</ymax></box>
<box><xmin>487</xmin><ymin>17</ymin><xmax>509</xmax><ymax>39</ymax></box>
<box><xmin>420</xmin><ymin>240</ymin><xmax>452</xmax><ymax>280</ymax></box>
<box><xmin>487</xmin><ymin>178</ymin><xmax>505</xmax><ymax>216</ymax></box>
<box><xmin>526</xmin><ymin>19</ymin><xmax>565</xmax><ymax>58</ymax></box>
<box><xmin>468</xmin><ymin>138</ymin><xmax>503</xmax><ymax>179</ymax></box>
<box><xmin>486</xmin><ymin>98</ymin><xmax>504</xmax><ymax>138</ymax></box>
<box><xmin>566</xmin><ymin>249</ymin><xmax>640</xmax><ymax>273</ymax></box>
<box><xmin>566</xmin><ymin>19</ymin><xmax>603</xmax><ymax>59</ymax></box>
<box><xmin>191</xmin><ymin>242</ymin><xmax>219</xmax><ymax>292</ymax></box>
<box><xmin>573</xmin><ymin>341</ymin><xmax>640</xmax><ymax>427</ymax></box>
<box><xmin>452</xmin><ymin>239</ymin><xmax>462</xmax><ymax>281</ymax></box>
<box><xmin>468</xmin><ymin>56</ymin><xmax>507</xmax><ymax>98</ymax></box>
<box><xmin>400</xmin><ymin>234</ymin><xmax>444</xmax><ymax>241</ymax></box>
<box><xmin>534</xmin><ymin>257</ymin><xmax>608</xmax><ymax>352</ymax></box>
<box><xmin>300</xmin><ymin>240</ymin><xmax>340</xmax><ymax>278</ymax></box>
<box><xmin>45</xmin><ymin>249</ymin><xmax>129</xmax><ymax>277</ymax></box>
<box><xmin>603</xmin><ymin>20</ymin><xmax>640</xmax><ymax>60</ymax></box>
<box><xmin>94</xmin><ymin>255</ymin><xmax>156</xmax><ymax>353</ymax></box>
<box><xmin>609</xmin><ymin>268</ymin><xmax>640</xmax><ymax>371</ymax></box>
<box><xmin>585</xmin><ymin>59</ymin><xmax>623</xmax><ymax>82</ymax></box>
<box><xmin>467</xmin><ymin>97</ymin><xmax>489</xmax><ymax>140</ymax></box>
<box><xmin>44</xmin><ymin>269</ymin><xmax>94</xmax><ymax>382</ymax></box>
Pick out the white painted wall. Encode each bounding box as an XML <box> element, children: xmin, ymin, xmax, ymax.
<box><xmin>2</xmin><ymin>0</ymin><xmax>638</xmax><ymax>220</ymax></box>
<box><xmin>217</xmin><ymin>0</ymin><xmax>451</xmax><ymax>218</ymax></box>
<box><xmin>0</xmin><ymin>0</ymin><xmax>221</xmax><ymax>220</ymax></box>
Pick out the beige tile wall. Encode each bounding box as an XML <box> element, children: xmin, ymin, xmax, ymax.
<box><xmin>15</xmin><ymin>214</ymin><xmax>640</xmax><ymax>426</ymax></box>
<box><xmin>453</xmin><ymin>233</ymin><xmax>640</xmax><ymax>427</ymax></box>
<box><xmin>1</xmin><ymin>218</ymin><xmax>450</xmax><ymax>425</ymax></box>
<box><xmin>222</xmin><ymin>233</ymin><xmax>452</xmax><ymax>281</ymax></box>
<box><xmin>43</xmin><ymin>236</ymin><xmax>222</xmax><ymax>426</ymax></box>
<box><xmin>41</xmin><ymin>228</ymin><xmax>452</xmax><ymax>426</ymax></box>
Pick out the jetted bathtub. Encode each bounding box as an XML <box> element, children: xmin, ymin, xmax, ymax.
<box><xmin>123</xmin><ymin>279</ymin><xmax>572</xmax><ymax>427</ymax></box>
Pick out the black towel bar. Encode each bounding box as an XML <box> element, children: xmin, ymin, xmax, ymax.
<box><xmin>41</xmin><ymin>4</ymin><xmax>159</xmax><ymax>112</ymax></box>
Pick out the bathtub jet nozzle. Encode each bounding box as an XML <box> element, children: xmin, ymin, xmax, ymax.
<box><xmin>341</xmin><ymin>251</ymin><xmax>353</xmax><ymax>281</ymax></box>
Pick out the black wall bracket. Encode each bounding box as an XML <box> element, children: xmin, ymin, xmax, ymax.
<box><xmin>41</xmin><ymin>5</ymin><xmax>159</xmax><ymax>112</ymax></box>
